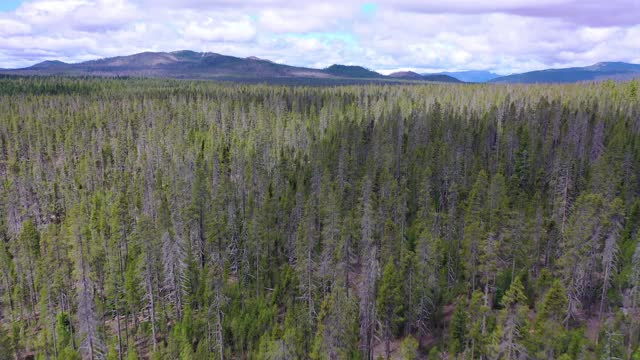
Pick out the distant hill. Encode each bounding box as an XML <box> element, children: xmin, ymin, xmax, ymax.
<box><xmin>490</xmin><ymin>62</ymin><xmax>640</xmax><ymax>83</ymax></box>
<box><xmin>388</xmin><ymin>71</ymin><xmax>424</xmax><ymax>80</ymax></box>
<box><xmin>28</xmin><ymin>60</ymin><xmax>72</xmax><ymax>70</ymax></box>
<box><xmin>426</xmin><ymin>70</ymin><xmax>500</xmax><ymax>83</ymax></box>
<box><xmin>389</xmin><ymin>71</ymin><xmax>461</xmax><ymax>83</ymax></box>
<box><xmin>0</xmin><ymin>51</ymin><xmax>463</xmax><ymax>84</ymax></box>
<box><xmin>421</xmin><ymin>74</ymin><xmax>462</xmax><ymax>83</ymax></box>
<box><xmin>324</xmin><ymin>64</ymin><xmax>383</xmax><ymax>78</ymax></box>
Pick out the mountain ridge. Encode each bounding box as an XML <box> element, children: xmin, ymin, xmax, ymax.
<box><xmin>490</xmin><ymin>62</ymin><xmax>640</xmax><ymax>83</ymax></box>
<box><xmin>4</xmin><ymin>52</ymin><xmax>640</xmax><ymax>84</ymax></box>
<box><xmin>1</xmin><ymin>50</ymin><xmax>461</xmax><ymax>84</ymax></box>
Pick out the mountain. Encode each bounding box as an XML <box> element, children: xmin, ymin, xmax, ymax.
<box><xmin>324</xmin><ymin>64</ymin><xmax>383</xmax><ymax>78</ymax></box>
<box><xmin>490</xmin><ymin>62</ymin><xmax>640</xmax><ymax>83</ymax></box>
<box><xmin>421</xmin><ymin>74</ymin><xmax>462</xmax><ymax>83</ymax></box>
<box><xmin>28</xmin><ymin>60</ymin><xmax>72</xmax><ymax>70</ymax></box>
<box><xmin>427</xmin><ymin>70</ymin><xmax>500</xmax><ymax>83</ymax></box>
<box><xmin>5</xmin><ymin>52</ymin><xmax>640</xmax><ymax>85</ymax></box>
<box><xmin>0</xmin><ymin>51</ymin><xmax>463</xmax><ymax>84</ymax></box>
<box><xmin>14</xmin><ymin>51</ymin><xmax>326</xmax><ymax>80</ymax></box>
<box><xmin>389</xmin><ymin>71</ymin><xmax>461</xmax><ymax>83</ymax></box>
<box><xmin>426</xmin><ymin>63</ymin><xmax>640</xmax><ymax>83</ymax></box>
<box><xmin>388</xmin><ymin>71</ymin><xmax>424</xmax><ymax>80</ymax></box>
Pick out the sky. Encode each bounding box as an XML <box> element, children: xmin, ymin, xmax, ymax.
<box><xmin>0</xmin><ymin>0</ymin><xmax>639</xmax><ymax>74</ymax></box>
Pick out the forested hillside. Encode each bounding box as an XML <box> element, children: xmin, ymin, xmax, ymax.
<box><xmin>1</xmin><ymin>77</ymin><xmax>640</xmax><ymax>359</ymax></box>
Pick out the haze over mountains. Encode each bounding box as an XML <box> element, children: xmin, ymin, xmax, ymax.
<box><xmin>2</xmin><ymin>50</ymin><xmax>639</xmax><ymax>84</ymax></box>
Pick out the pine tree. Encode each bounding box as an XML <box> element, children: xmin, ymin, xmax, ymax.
<box><xmin>539</xmin><ymin>279</ymin><xmax>568</xmax><ymax>323</ymax></box>
<box><xmin>400</xmin><ymin>335</ymin><xmax>419</xmax><ymax>360</ymax></box>
<box><xmin>136</xmin><ymin>215</ymin><xmax>160</xmax><ymax>352</ymax></box>
<box><xmin>68</xmin><ymin>205</ymin><xmax>104</xmax><ymax>359</ymax></box>
<box><xmin>463</xmin><ymin>171</ymin><xmax>488</xmax><ymax>291</ymax></box>
<box><xmin>491</xmin><ymin>277</ymin><xmax>529</xmax><ymax>360</ymax></box>
<box><xmin>14</xmin><ymin>219</ymin><xmax>41</xmax><ymax>316</ymax></box>
<box><xmin>468</xmin><ymin>290</ymin><xmax>490</xmax><ymax>359</ymax></box>
<box><xmin>600</xmin><ymin>199</ymin><xmax>624</xmax><ymax>318</ymax></box>
<box><xmin>560</xmin><ymin>193</ymin><xmax>606</xmax><ymax>321</ymax></box>
<box><xmin>377</xmin><ymin>261</ymin><xmax>404</xmax><ymax>359</ymax></box>
<box><xmin>450</xmin><ymin>300</ymin><xmax>468</xmax><ymax>356</ymax></box>
<box><xmin>536</xmin><ymin>279</ymin><xmax>568</xmax><ymax>359</ymax></box>
<box><xmin>359</xmin><ymin>177</ymin><xmax>378</xmax><ymax>360</ymax></box>
<box><xmin>311</xmin><ymin>286</ymin><xmax>359</xmax><ymax>360</ymax></box>
<box><xmin>0</xmin><ymin>238</ymin><xmax>16</xmax><ymax>320</ymax></box>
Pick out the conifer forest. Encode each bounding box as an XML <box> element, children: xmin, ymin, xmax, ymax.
<box><xmin>2</xmin><ymin>77</ymin><xmax>640</xmax><ymax>360</ymax></box>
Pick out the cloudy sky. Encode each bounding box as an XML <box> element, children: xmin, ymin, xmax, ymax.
<box><xmin>0</xmin><ymin>0</ymin><xmax>639</xmax><ymax>74</ymax></box>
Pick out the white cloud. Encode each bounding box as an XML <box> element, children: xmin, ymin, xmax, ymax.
<box><xmin>257</xmin><ymin>3</ymin><xmax>357</xmax><ymax>33</ymax></box>
<box><xmin>181</xmin><ymin>17</ymin><xmax>256</xmax><ymax>42</ymax></box>
<box><xmin>0</xmin><ymin>18</ymin><xmax>31</xmax><ymax>35</ymax></box>
<box><xmin>13</xmin><ymin>0</ymin><xmax>139</xmax><ymax>32</ymax></box>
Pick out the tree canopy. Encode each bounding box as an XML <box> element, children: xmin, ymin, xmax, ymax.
<box><xmin>1</xmin><ymin>76</ymin><xmax>640</xmax><ymax>359</ymax></box>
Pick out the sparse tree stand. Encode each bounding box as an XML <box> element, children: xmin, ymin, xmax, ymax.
<box><xmin>0</xmin><ymin>77</ymin><xmax>638</xmax><ymax>359</ymax></box>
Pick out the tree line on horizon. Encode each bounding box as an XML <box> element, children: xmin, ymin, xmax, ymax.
<box><xmin>0</xmin><ymin>77</ymin><xmax>640</xmax><ymax>359</ymax></box>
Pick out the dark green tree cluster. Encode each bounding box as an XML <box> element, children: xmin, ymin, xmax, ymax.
<box><xmin>0</xmin><ymin>77</ymin><xmax>640</xmax><ymax>359</ymax></box>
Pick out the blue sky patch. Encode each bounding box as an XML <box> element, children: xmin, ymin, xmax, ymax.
<box><xmin>361</xmin><ymin>3</ymin><xmax>378</xmax><ymax>15</ymax></box>
<box><xmin>0</xmin><ymin>0</ymin><xmax>21</xmax><ymax>12</ymax></box>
